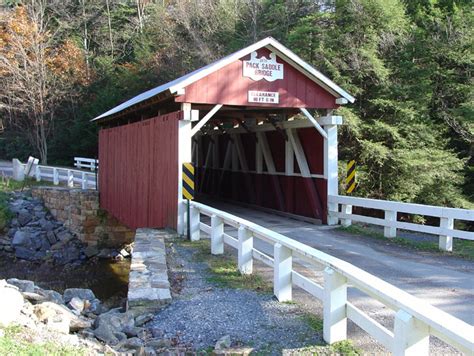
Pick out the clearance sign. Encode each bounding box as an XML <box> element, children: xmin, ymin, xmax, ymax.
<box><xmin>243</xmin><ymin>51</ymin><xmax>284</xmax><ymax>82</ymax></box>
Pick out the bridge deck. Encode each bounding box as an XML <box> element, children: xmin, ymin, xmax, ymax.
<box><xmin>201</xmin><ymin>198</ymin><xmax>474</xmax><ymax>327</ymax></box>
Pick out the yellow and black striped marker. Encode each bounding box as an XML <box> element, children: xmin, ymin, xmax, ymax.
<box><xmin>346</xmin><ymin>160</ymin><xmax>356</xmax><ymax>194</ymax></box>
<box><xmin>182</xmin><ymin>162</ymin><xmax>195</xmax><ymax>200</ymax></box>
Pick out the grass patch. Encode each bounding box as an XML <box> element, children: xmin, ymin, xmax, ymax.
<box><xmin>0</xmin><ymin>324</ymin><xmax>87</xmax><ymax>356</ymax></box>
<box><xmin>285</xmin><ymin>340</ymin><xmax>361</xmax><ymax>355</ymax></box>
<box><xmin>0</xmin><ymin>191</ymin><xmax>13</xmax><ymax>231</ymax></box>
<box><xmin>327</xmin><ymin>340</ymin><xmax>361</xmax><ymax>355</ymax></box>
<box><xmin>172</xmin><ymin>238</ymin><xmax>272</xmax><ymax>293</ymax></box>
<box><xmin>337</xmin><ymin>224</ymin><xmax>474</xmax><ymax>260</ymax></box>
<box><xmin>300</xmin><ymin>313</ymin><xmax>323</xmax><ymax>332</ymax></box>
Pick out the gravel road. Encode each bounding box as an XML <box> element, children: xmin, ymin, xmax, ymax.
<box><xmin>149</xmin><ymin>242</ymin><xmax>324</xmax><ymax>354</ymax></box>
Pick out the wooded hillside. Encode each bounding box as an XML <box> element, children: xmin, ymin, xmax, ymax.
<box><xmin>0</xmin><ymin>0</ymin><xmax>472</xmax><ymax>208</ymax></box>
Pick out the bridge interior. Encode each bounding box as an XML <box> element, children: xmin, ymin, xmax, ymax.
<box><xmin>191</xmin><ymin>105</ymin><xmax>329</xmax><ymax>224</ymax></box>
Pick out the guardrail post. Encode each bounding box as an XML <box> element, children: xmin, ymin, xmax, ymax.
<box><xmin>67</xmin><ymin>170</ymin><xmax>74</xmax><ymax>188</ymax></box>
<box><xmin>438</xmin><ymin>217</ymin><xmax>453</xmax><ymax>252</ymax></box>
<box><xmin>393</xmin><ymin>309</ymin><xmax>429</xmax><ymax>356</ymax></box>
<box><xmin>341</xmin><ymin>204</ymin><xmax>352</xmax><ymax>227</ymax></box>
<box><xmin>273</xmin><ymin>243</ymin><xmax>292</xmax><ymax>302</ymax></box>
<box><xmin>35</xmin><ymin>166</ymin><xmax>41</xmax><ymax>182</ymax></box>
<box><xmin>81</xmin><ymin>172</ymin><xmax>87</xmax><ymax>190</ymax></box>
<box><xmin>211</xmin><ymin>214</ymin><xmax>224</xmax><ymax>255</ymax></box>
<box><xmin>53</xmin><ymin>168</ymin><xmax>59</xmax><ymax>185</ymax></box>
<box><xmin>12</xmin><ymin>159</ymin><xmax>25</xmax><ymax>181</ymax></box>
<box><xmin>323</xmin><ymin>267</ymin><xmax>347</xmax><ymax>344</ymax></box>
<box><xmin>190</xmin><ymin>205</ymin><xmax>200</xmax><ymax>241</ymax></box>
<box><xmin>384</xmin><ymin>210</ymin><xmax>397</xmax><ymax>238</ymax></box>
<box><xmin>238</xmin><ymin>226</ymin><xmax>253</xmax><ymax>275</ymax></box>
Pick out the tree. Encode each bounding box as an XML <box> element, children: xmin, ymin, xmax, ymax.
<box><xmin>0</xmin><ymin>2</ymin><xmax>87</xmax><ymax>163</ymax></box>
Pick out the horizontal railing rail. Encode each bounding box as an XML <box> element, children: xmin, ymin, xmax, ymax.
<box><xmin>74</xmin><ymin>157</ymin><xmax>99</xmax><ymax>171</ymax></box>
<box><xmin>188</xmin><ymin>200</ymin><xmax>473</xmax><ymax>356</ymax></box>
<box><xmin>328</xmin><ymin>195</ymin><xmax>474</xmax><ymax>252</ymax></box>
<box><xmin>16</xmin><ymin>161</ymin><xmax>97</xmax><ymax>190</ymax></box>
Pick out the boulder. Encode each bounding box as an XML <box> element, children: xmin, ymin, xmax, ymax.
<box><xmin>68</xmin><ymin>297</ymin><xmax>85</xmax><ymax>314</ymax></box>
<box><xmin>0</xmin><ymin>285</ymin><xmax>24</xmax><ymax>326</ymax></box>
<box><xmin>93</xmin><ymin>324</ymin><xmax>120</xmax><ymax>345</ymax></box>
<box><xmin>63</xmin><ymin>288</ymin><xmax>96</xmax><ymax>303</ymax></box>
<box><xmin>6</xmin><ymin>278</ymin><xmax>36</xmax><ymax>293</ymax></box>
<box><xmin>22</xmin><ymin>292</ymin><xmax>47</xmax><ymax>303</ymax></box>
<box><xmin>34</xmin><ymin>301</ymin><xmax>92</xmax><ymax>333</ymax></box>
<box><xmin>17</xmin><ymin>209</ymin><xmax>33</xmax><ymax>226</ymax></box>
<box><xmin>135</xmin><ymin>313</ymin><xmax>154</xmax><ymax>327</ymax></box>
<box><xmin>14</xmin><ymin>246</ymin><xmax>36</xmax><ymax>261</ymax></box>
<box><xmin>123</xmin><ymin>325</ymin><xmax>145</xmax><ymax>338</ymax></box>
<box><xmin>87</xmin><ymin>298</ymin><xmax>105</xmax><ymax>315</ymax></box>
<box><xmin>12</xmin><ymin>230</ymin><xmax>31</xmax><ymax>248</ymax></box>
<box><xmin>46</xmin><ymin>231</ymin><xmax>57</xmax><ymax>244</ymax></box>
<box><xmin>38</xmin><ymin>289</ymin><xmax>64</xmax><ymax>304</ymax></box>
<box><xmin>94</xmin><ymin>309</ymin><xmax>135</xmax><ymax>333</ymax></box>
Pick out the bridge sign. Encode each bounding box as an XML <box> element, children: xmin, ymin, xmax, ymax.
<box><xmin>346</xmin><ymin>160</ymin><xmax>356</xmax><ymax>194</ymax></box>
<box><xmin>182</xmin><ymin>162</ymin><xmax>195</xmax><ymax>200</ymax></box>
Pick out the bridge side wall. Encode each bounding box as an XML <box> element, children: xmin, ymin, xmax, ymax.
<box><xmin>98</xmin><ymin>111</ymin><xmax>181</xmax><ymax>230</ymax></box>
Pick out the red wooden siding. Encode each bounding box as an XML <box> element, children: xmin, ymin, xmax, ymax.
<box><xmin>176</xmin><ymin>48</ymin><xmax>338</xmax><ymax>109</ymax></box>
<box><xmin>98</xmin><ymin>111</ymin><xmax>181</xmax><ymax>229</ymax></box>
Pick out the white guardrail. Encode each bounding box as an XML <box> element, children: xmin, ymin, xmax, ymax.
<box><xmin>13</xmin><ymin>159</ymin><xmax>97</xmax><ymax>190</ymax></box>
<box><xmin>188</xmin><ymin>201</ymin><xmax>473</xmax><ymax>356</ymax></box>
<box><xmin>328</xmin><ymin>195</ymin><xmax>474</xmax><ymax>252</ymax></box>
<box><xmin>74</xmin><ymin>157</ymin><xmax>98</xmax><ymax>171</ymax></box>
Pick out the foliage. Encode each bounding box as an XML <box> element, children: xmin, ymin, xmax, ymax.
<box><xmin>0</xmin><ymin>0</ymin><xmax>472</xmax><ymax>208</ymax></box>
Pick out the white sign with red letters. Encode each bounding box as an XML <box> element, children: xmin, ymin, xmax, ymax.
<box><xmin>248</xmin><ymin>91</ymin><xmax>279</xmax><ymax>104</ymax></box>
<box><xmin>243</xmin><ymin>51</ymin><xmax>284</xmax><ymax>82</ymax></box>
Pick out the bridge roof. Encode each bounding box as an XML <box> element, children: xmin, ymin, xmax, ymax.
<box><xmin>92</xmin><ymin>37</ymin><xmax>355</xmax><ymax>122</ymax></box>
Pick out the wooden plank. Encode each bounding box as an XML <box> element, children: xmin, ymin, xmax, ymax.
<box><xmin>292</xmin><ymin>271</ymin><xmax>324</xmax><ymax>300</ymax></box>
<box><xmin>346</xmin><ymin>302</ymin><xmax>394</xmax><ymax>351</ymax></box>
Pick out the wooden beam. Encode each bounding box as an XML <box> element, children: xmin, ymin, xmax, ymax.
<box><xmin>190</xmin><ymin>104</ymin><xmax>223</xmax><ymax>136</ymax></box>
<box><xmin>300</xmin><ymin>108</ymin><xmax>328</xmax><ymax>139</ymax></box>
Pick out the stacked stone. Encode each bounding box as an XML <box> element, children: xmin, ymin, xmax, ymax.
<box><xmin>31</xmin><ymin>187</ymin><xmax>134</xmax><ymax>247</ymax></box>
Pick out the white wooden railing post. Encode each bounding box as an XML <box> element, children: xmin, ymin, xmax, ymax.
<box><xmin>238</xmin><ymin>226</ymin><xmax>253</xmax><ymax>275</ymax></box>
<box><xmin>190</xmin><ymin>206</ymin><xmax>200</xmax><ymax>241</ymax></box>
<box><xmin>211</xmin><ymin>214</ymin><xmax>224</xmax><ymax>255</ymax></box>
<box><xmin>67</xmin><ymin>170</ymin><xmax>74</xmax><ymax>188</ymax></box>
<box><xmin>341</xmin><ymin>204</ymin><xmax>352</xmax><ymax>227</ymax></box>
<box><xmin>35</xmin><ymin>166</ymin><xmax>41</xmax><ymax>182</ymax></box>
<box><xmin>273</xmin><ymin>243</ymin><xmax>292</xmax><ymax>302</ymax></box>
<box><xmin>384</xmin><ymin>210</ymin><xmax>397</xmax><ymax>238</ymax></box>
<box><xmin>393</xmin><ymin>309</ymin><xmax>429</xmax><ymax>356</ymax></box>
<box><xmin>81</xmin><ymin>172</ymin><xmax>87</xmax><ymax>189</ymax></box>
<box><xmin>323</xmin><ymin>267</ymin><xmax>347</xmax><ymax>344</ymax></box>
<box><xmin>53</xmin><ymin>168</ymin><xmax>59</xmax><ymax>185</ymax></box>
<box><xmin>438</xmin><ymin>217</ymin><xmax>453</xmax><ymax>252</ymax></box>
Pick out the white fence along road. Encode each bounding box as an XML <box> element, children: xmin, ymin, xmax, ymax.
<box><xmin>188</xmin><ymin>201</ymin><xmax>473</xmax><ymax>356</ymax></box>
<box><xmin>328</xmin><ymin>195</ymin><xmax>474</xmax><ymax>252</ymax></box>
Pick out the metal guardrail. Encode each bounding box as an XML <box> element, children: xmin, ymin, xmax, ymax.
<box><xmin>188</xmin><ymin>201</ymin><xmax>474</xmax><ymax>355</ymax></box>
<box><xmin>328</xmin><ymin>195</ymin><xmax>474</xmax><ymax>252</ymax></box>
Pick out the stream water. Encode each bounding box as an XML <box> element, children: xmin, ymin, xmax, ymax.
<box><xmin>0</xmin><ymin>253</ymin><xmax>130</xmax><ymax>307</ymax></box>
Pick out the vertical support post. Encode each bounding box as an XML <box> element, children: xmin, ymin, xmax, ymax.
<box><xmin>211</xmin><ymin>214</ymin><xmax>224</xmax><ymax>255</ymax></box>
<box><xmin>12</xmin><ymin>159</ymin><xmax>25</xmax><ymax>181</ymax></box>
<box><xmin>341</xmin><ymin>204</ymin><xmax>352</xmax><ymax>227</ymax></box>
<box><xmin>81</xmin><ymin>172</ymin><xmax>87</xmax><ymax>189</ymax></box>
<box><xmin>53</xmin><ymin>168</ymin><xmax>59</xmax><ymax>185</ymax></box>
<box><xmin>393</xmin><ymin>309</ymin><xmax>429</xmax><ymax>356</ymax></box>
<box><xmin>285</xmin><ymin>135</ymin><xmax>294</xmax><ymax>175</ymax></box>
<box><xmin>189</xmin><ymin>205</ymin><xmax>200</xmax><ymax>241</ymax></box>
<box><xmin>35</xmin><ymin>166</ymin><xmax>41</xmax><ymax>182</ymax></box>
<box><xmin>439</xmin><ymin>217</ymin><xmax>454</xmax><ymax>252</ymax></box>
<box><xmin>67</xmin><ymin>170</ymin><xmax>74</xmax><ymax>188</ymax></box>
<box><xmin>178</xmin><ymin>104</ymin><xmax>193</xmax><ymax>235</ymax></box>
<box><xmin>273</xmin><ymin>243</ymin><xmax>292</xmax><ymax>302</ymax></box>
<box><xmin>323</xmin><ymin>119</ymin><xmax>340</xmax><ymax>225</ymax></box>
<box><xmin>238</xmin><ymin>226</ymin><xmax>253</xmax><ymax>274</ymax></box>
<box><xmin>323</xmin><ymin>267</ymin><xmax>347</xmax><ymax>344</ymax></box>
<box><xmin>384</xmin><ymin>210</ymin><xmax>397</xmax><ymax>238</ymax></box>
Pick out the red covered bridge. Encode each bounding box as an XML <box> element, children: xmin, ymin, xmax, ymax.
<box><xmin>93</xmin><ymin>37</ymin><xmax>355</xmax><ymax>233</ymax></box>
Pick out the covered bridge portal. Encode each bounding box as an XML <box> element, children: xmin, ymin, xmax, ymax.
<box><xmin>94</xmin><ymin>37</ymin><xmax>354</xmax><ymax>233</ymax></box>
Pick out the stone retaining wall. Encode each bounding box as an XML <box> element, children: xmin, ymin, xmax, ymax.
<box><xmin>127</xmin><ymin>228</ymin><xmax>172</xmax><ymax>313</ymax></box>
<box><xmin>31</xmin><ymin>187</ymin><xmax>134</xmax><ymax>247</ymax></box>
